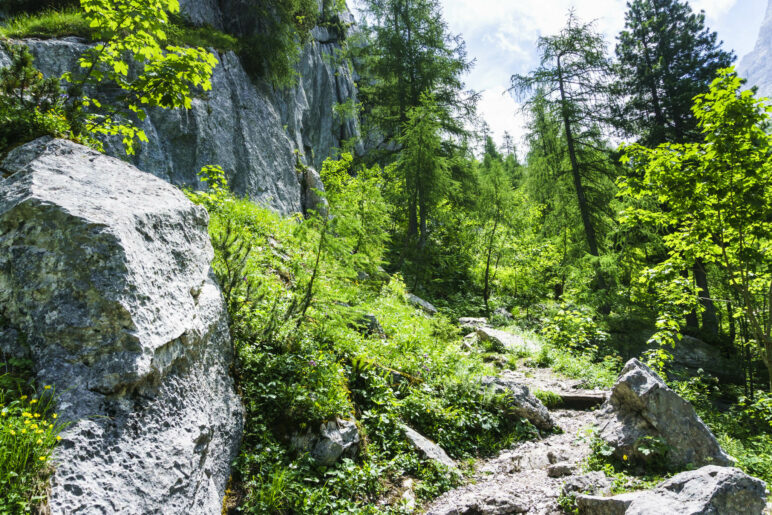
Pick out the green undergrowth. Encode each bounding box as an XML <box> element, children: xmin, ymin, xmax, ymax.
<box><xmin>0</xmin><ymin>359</ymin><xmax>64</xmax><ymax>514</ymax></box>
<box><xmin>186</xmin><ymin>160</ymin><xmax>541</xmax><ymax>514</ymax></box>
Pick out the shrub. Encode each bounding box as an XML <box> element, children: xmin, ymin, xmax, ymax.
<box><xmin>0</xmin><ymin>379</ymin><xmax>63</xmax><ymax>513</ymax></box>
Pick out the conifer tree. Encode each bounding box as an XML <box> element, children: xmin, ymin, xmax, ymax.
<box><xmin>613</xmin><ymin>0</ymin><xmax>734</xmax><ymax>146</ymax></box>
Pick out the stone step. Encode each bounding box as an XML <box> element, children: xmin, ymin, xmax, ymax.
<box><xmin>555</xmin><ymin>391</ymin><xmax>607</xmax><ymax>410</ymax></box>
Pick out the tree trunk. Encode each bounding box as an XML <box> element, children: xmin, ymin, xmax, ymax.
<box><xmin>694</xmin><ymin>260</ymin><xmax>718</xmax><ymax>338</ymax></box>
<box><xmin>556</xmin><ymin>57</ymin><xmax>600</xmax><ymax>257</ymax></box>
<box><xmin>483</xmin><ymin>214</ymin><xmax>500</xmax><ymax>312</ymax></box>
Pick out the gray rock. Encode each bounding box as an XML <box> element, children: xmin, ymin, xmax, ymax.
<box><xmin>402</xmin><ymin>425</ymin><xmax>457</xmax><ymax>469</ymax></box>
<box><xmin>0</xmin><ymin>138</ymin><xmax>243</xmax><ymax>514</ymax></box>
<box><xmin>481</xmin><ymin>375</ymin><xmax>555</xmax><ymax>431</ymax></box>
<box><xmin>355</xmin><ymin>314</ymin><xmax>385</xmax><ymax>337</ymax></box>
<box><xmin>576</xmin><ymin>492</ymin><xmax>641</xmax><ymax>515</ymax></box>
<box><xmin>459</xmin><ymin>317</ymin><xmax>489</xmax><ymax>331</ymax></box>
<box><xmin>577</xmin><ymin>466</ymin><xmax>767</xmax><ymax>515</ymax></box>
<box><xmin>739</xmin><ymin>0</ymin><xmax>772</xmax><ymax>98</ymax></box>
<box><xmin>476</xmin><ymin>327</ymin><xmax>539</xmax><ymax>354</ymax></box>
<box><xmin>648</xmin><ymin>335</ymin><xmax>742</xmax><ymax>382</ymax></box>
<box><xmin>425</xmin><ymin>485</ymin><xmax>529</xmax><ymax>515</ymax></box>
<box><xmin>407</xmin><ymin>293</ymin><xmax>438</xmax><ymax>315</ymax></box>
<box><xmin>547</xmin><ymin>462</ymin><xmax>575</xmax><ymax>478</ymax></box>
<box><xmin>561</xmin><ymin>471</ymin><xmax>614</xmax><ymax>496</ymax></box>
<box><xmin>291</xmin><ymin>418</ymin><xmax>360</xmax><ymax>466</ymax></box>
<box><xmin>597</xmin><ymin>359</ymin><xmax>731</xmax><ymax>469</ymax></box>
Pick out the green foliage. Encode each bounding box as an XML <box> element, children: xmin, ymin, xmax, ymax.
<box><xmin>3</xmin><ymin>0</ymin><xmax>78</xmax><ymax>16</ymax></box>
<box><xmin>620</xmin><ymin>68</ymin><xmax>772</xmax><ymax>388</ymax></box>
<box><xmin>541</xmin><ymin>303</ymin><xmax>609</xmax><ymax>352</ymax></box>
<box><xmin>185</xmin><ymin>156</ymin><xmax>541</xmax><ymax>512</ymax></box>
<box><xmin>0</xmin><ymin>377</ymin><xmax>63</xmax><ymax>514</ymax></box>
<box><xmin>533</xmin><ymin>389</ymin><xmax>563</xmax><ymax>409</ymax></box>
<box><xmin>60</xmin><ymin>0</ymin><xmax>218</xmax><ymax>154</ymax></box>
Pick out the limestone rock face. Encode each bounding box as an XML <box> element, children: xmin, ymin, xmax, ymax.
<box><xmin>0</xmin><ymin>138</ymin><xmax>243</xmax><ymax>514</ymax></box>
<box><xmin>0</xmin><ymin>3</ymin><xmax>362</xmax><ymax>215</ymax></box>
<box><xmin>597</xmin><ymin>359</ymin><xmax>731</xmax><ymax>469</ymax></box>
<box><xmin>576</xmin><ymin>466</ymin><xmax>767</xmax><ymax>515</ymax></box>
<box><xmin>739</xmin><ymin>0</ymin><xmax>772</xmax><ymax>98</ymax></box>
<box><xmin>481</xmin><ymin>374</ymin><xmax>555</xmax><ymax>431</ymax></box>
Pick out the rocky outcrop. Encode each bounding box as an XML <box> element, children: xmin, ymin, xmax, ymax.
<box><xmin>0</xmin><ymin>138</ymin><xmax>243</xmax><ymax>513</ymax></box>
<box><xmin>576</xmin><ymin>466</ymin><xmax>767</xmax><ymax>515</ymax></box>
<box><xmin>596</xmin><ymin>359</ymin><xmax>731</xmax><ymax>469</ymax></box>
<box><xmin>291</xmin><ymin>418</ymin><xmax>360</xmax><ymax>466</ymax></box>
<box><xmin>0</xmin><ymin>3</ymin><xmax>362</xmax><ymax>215</ymax></box>
<box><xmin>739</xmin><ymin>0</ymin><xmax>772</xmax><ymax>98</ymax></box>
<box><xmin>481</xmin><ymin>374</ymin><xmax>555</xmax><ymax>431</ymax></box>
<box><xmin>648</xmin><ymin>335</ymin><xmax>742</xmax><ymax>382</ymax></box>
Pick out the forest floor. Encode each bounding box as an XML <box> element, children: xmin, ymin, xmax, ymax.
<box><xmin>424</xmin><ymin>363</ymin><xmax>604</xmax><ymax>514</ymax></box>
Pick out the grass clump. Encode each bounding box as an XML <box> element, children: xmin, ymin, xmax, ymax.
<box><xmin>0</xmin><ymin>361</ymin><xmax>64</xmax><ymax>514</ymax></box>
<box><xmin>0</xmin><ymin>8</ymin><xmax>92</xmax><ymax>39</ymax></box>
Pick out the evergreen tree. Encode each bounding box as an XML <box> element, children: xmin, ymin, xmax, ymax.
<box><xmin>613</xmin><ymin>0</ymin><xmax>734</xmax><ymax>146</ymax></box>
<box><xmin>396</xmin><ymin>93</ymin><xmax>450</xmax><ymax>252</ymax></box>
<box><xmin>511</xmin><ymin>12</ymin><xmax>616</xmax><ymax>262</ymax></box>
<box><xmin>355</xmin><ymin>0</ymin><xmax>474</xmax><ymax>151</ymax></box>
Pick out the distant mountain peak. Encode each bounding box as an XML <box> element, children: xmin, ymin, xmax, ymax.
<box><xmin>739</xmin><ymin>0</ymin><xmax>772</xmax><ymax>98</ymax></box>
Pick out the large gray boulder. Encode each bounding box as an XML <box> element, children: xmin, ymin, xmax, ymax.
<box><xmin>576</xmin><ymin>466</ymin><xmax>767</xmax><ymax>515</ymax></box>
<box><xmin>0</xmin><ymin>138</ymin><xmax>243</xmax><ymax>514</ymax></box>
<box><xmin>407</xmin><ymin>293</ymin><xmax>438</xmax><ymax>315</ymax></box>
<box><xmin>596</xmin><ymin>359</ymin><xmax>731</xmax><ymax>469</ymax></box>
<box><xmin>481</xmin><ymin>374</ymin><xmax>555</xmax><ymax>431</ymax></box>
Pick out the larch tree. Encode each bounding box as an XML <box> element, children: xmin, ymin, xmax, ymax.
<box><xmin>510</xmin><ymin>12</ymin><xmax>616</xmax><ymax>264</ymax></box>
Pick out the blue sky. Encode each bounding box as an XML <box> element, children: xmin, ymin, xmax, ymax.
<box><xmin>438</xmin><ymin>0</ymin><xmax>767</xmax><ymax>152</ymax></box>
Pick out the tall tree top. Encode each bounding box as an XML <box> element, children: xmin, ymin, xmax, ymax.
<box><xmin>614</xmin><ymin>0</ymin><xmax>735</xmax><ymax>145</ymax></box>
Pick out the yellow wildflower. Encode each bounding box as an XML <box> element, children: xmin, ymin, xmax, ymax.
<box><xmin>56</xmin><ymin>436</ymin><xmax>62</xmax><ymax>441</ymax></box>
<box><xmin>52</xmin><ymin>414</ymin><xmax>58</xmax><ymax>419</ymax></box>
<box><xmin>30</xmin><ymin>399</ymin><xmax>37</xmax><ymax>404</ymax></box>
<box><xmin>36</xmin><ymin>439</ymin><xmax>42</xmax><ymax>444</ymax></box>
<box><xmin>44</xmin><ymin>385</ymin><xmax>52</xmax><ymax>390</ymax></box>
<box><xmin>20</xmin><ymin>395</ymin><xmax>27</xmax><ymax>400</ymax></box>
<box><xmin>31</xmin><ymin>424</ymin><xmax>38</xmax><ymax>429</ymax></box>
<box><xmin>623</xmin><ymin>455</ymin><xmax>628</xmax><ymax>461</ymax></box>
<box><xmin>21</xmin><ymin>429</ymin><xmax>27</xmax><ymax>434</ymax></box>
<box><xmin>9</xmin><ymin>430</ymin><xmax>15</xmax><ymax>436</ymax></box>
<box><xmin>39</xmin><ymin>456</ymin><xmax>46</xmax><ymax>461</ymax></box>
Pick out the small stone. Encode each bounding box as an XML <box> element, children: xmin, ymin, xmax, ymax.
<box><xmin>547</xmin><ymin>462</ymin><xmax>574</xmax><ymax>478</ymax></box>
